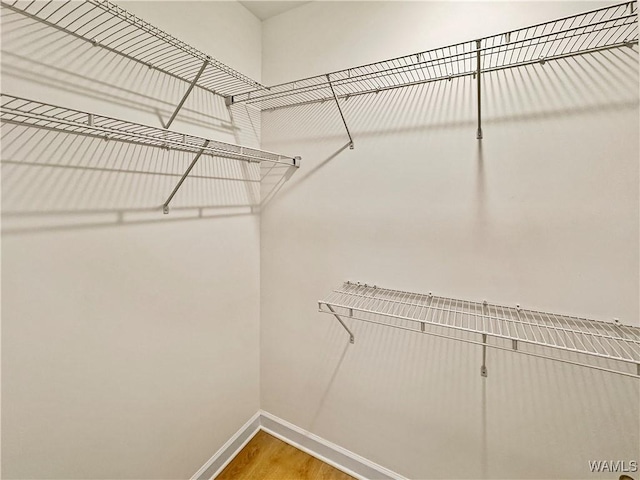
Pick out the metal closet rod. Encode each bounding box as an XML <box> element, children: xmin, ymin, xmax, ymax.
<box><xmin>228</xmin><ymin>0</ymin><xmax>638</xmax><ymax>109</ymax></box>
<box><xmin>0</xmin><ymin>95</ymin><xmax>299</xmax><ymax>167</ymax></box>
<box><xmin>319</xmin><ymin>281</ymin><xmax>640</xmax><ymax>379</ymax></box>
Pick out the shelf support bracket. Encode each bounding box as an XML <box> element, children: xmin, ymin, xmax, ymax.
<box><xmin>481</xmin><ymin>334</ymin><xmax>488</xmax><ymax>377</ymax></box>
<box><xmin>165</xmin><ymin>57</ymin><xmax>209</xmax><ymax>129</ymax></box>
<box><xmin>326</xmin><ymin>74</ymin><xmax>354</xmax><ymax>150</ymax></box>
<box><xmin>476</xmin><ymin>39</ymin><xmax>483</xmax><ymax>140</ymax></box>
<box><xmin>162</xmin><ymin>140</ymin><xmax>210</xmax><ymax>214</ymax></box>
<box><xmin>325</xmin><ymin>303</ymin><xmax>355</xmax><ymax>344</ymax></box>
<box><xmin>421</xmin><ymin>292</ymin><xmax>433</xmax><ymax>333</ymax></box>
<box><xmin>480</xmin><ymin>300</ymin><xmax>488</xmax><ymax>377</ymax></box>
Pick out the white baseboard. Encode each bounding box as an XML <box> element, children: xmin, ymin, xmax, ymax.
<box><xmin>259</xmin><ymin>410</ymin><xmax>408</xmax><ymax>480</ymax></box>
<box><xmin>191</xmin><ymin>411</ymin><xmax>261</xmax><ymax>480</ymax></box>
<box><xmin>192</xmin><ymin>410</ymin><xmax>407</xmax><ymax>480</ymax></box>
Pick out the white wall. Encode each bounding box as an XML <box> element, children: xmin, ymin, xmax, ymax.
<box><xmin>3</xmin><ymin>2</ymin><xmax>639</xmax><ymax>479</ymax></box>
<box><xmin>1</xmin><ymin>2</ymin><xmax>263</xmax><ymax>478</ymax></box>
<box><xmin>260</xmin><ymin>2</ymin><xmax>639</xmax><ymax>479</ymax></box>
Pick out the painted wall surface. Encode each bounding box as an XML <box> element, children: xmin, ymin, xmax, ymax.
<box><xmin>1</xmin><ymin>2</ymin><xmax>263</xmax><ymax>478</ymax></box>
<box><xmin>260</xmin><ymin>2</ymin><xmax>640</xmax><ymax>479</ymax></box>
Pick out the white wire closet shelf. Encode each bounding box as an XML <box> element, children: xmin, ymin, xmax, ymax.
<box><xmin>0</xmin><ymin>95</ymin><xmax>297</xmax><ymax>165</ymax></box>
<box><xmin>319</xmin><ymin>282</ymin><xmax>640</xmax><ymax>379</ymax></box>
<box><xmin>0</xmin><ymin>0</ymin><xmax>265</xmax><ymax>97</ymax></box>
<box><xmin>0</xmin><ymin>95</ymin><xmax>300</xmax><ymax>213</ymax></box>
<box><xmin>230</xmin><ymin>1</ymin><xmax>638</xmax><ymax>111</ymax></box>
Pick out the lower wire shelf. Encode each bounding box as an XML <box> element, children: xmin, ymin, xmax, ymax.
<box><xmin>0</xmin><ymin>95</ymin><xmax>297</xmax><ymax>166</ymax></box>
<box><xmin>0</xmin><ymin>94</ymin><xmax>300</xmax><ymax>213</ymax></box>
<box><xmin>319</xmin><ymin>281</ymin><xmax>640</xmax><ymax>378</ymax></box>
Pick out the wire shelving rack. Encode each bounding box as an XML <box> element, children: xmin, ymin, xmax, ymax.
<box><xmin>0</xmin><ymin>95</ymin><xmax>299</xmax><ymax>213</ymax></box>
<box><xmin>319</xmin><ymin>282</ymin><xmax>640</xmax><ymax>379</ymax></box>
<box><xmin>3</xmin><ymin>1</ymin><xmax>636</xmax><ymax>142</ymax></box>
<box><xmin>0</xmin><ymin>95</ymin><xmax>296</xmax><ymax>165</ymax></box>
<box><xmin>231</xmin><ymin>2</ymin><xmax>638</xmax><ymax>111</ymax></box>
<box><xmin>1</xmin><ymin>0</ymin><xmax>264</xmax><ymax>98</ymax></box>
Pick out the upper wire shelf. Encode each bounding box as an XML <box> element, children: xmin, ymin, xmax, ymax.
<box><xmin>1</xmin><ymin>0</ymin><xmax>265</xmax><ymax>97</ymax></box>
<box><xmin>0</xmin><ymin>95</ymin><xmax>297</xmax><ymax>166</ymax></box>
<box><xmin>319</xmin><ymin>282</ymin><xmax>640</xmax><ymax>379</ymax></box>
<box><xmin>231</xmin><ymin>2</ymin><xmax>638</xmax><ymax>110</ymax></box>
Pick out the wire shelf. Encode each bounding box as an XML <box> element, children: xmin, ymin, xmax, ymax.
<box><xmin>0</xmin><ymin>95</ymin><xmax>297</xmax><ymax>166</ymax></box>
<box><xmin>1</xmin><ymin>0</ymin><xmax>265</xmax><ymax>97</ymax></box>
<box><xmin>232</xmin><ymin>2</ymin><xmax>638</xmax><ymax>110</ymax></box>
<box><xmin>319</xmin><ymin>282</ymin><xmax>640</xmax><ymax>378</ymax></box>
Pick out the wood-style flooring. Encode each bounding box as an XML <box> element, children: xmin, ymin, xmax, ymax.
<box><xmin>216</xmin><ymin>430</ymin><xmax>355</xmax><ymax>480</ymax></box>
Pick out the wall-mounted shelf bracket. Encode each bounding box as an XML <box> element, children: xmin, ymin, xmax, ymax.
<box><xmin>163</xmin><ymin>139</ymin><xmax>210</xmax><ymax>214</ymax></box>
<box><xmin>165</xmin><ymin>57</ymin><xmax>210</xmax><ymax>129</ymax></box>
<box><xmin>481</xmin><ymin>333</ymin><xmax>488</xmax><ymax>377</ymax></box>
<box><xmin>480</xmin><ymin>301</ymin><xmax>489</xmax><ymax>376</ymax></box>
<box><xmin>327</xmin><ymin>74</ymin><xmax>354</xmax><ymax>149</ymax></box>
<box><xmin>321</xmin><ymin>302</ymin><xmax>355</xmax><ymax>344</ymax></box>
<box><xmin>476</xmin><ymin>39</ymin><xmax>483</xmax><ymax>140</ymax></box>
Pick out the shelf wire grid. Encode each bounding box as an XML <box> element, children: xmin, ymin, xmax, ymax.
<box><xmin>232</xmin><ymin>1</ymin><xmax>638</xmax><ymax>110</ymax></box>
<box><xmin>1</xmin><ymin>0</ymin><xmax>265</xmax><ymax>97</ymax></box>
<box><xmin>319</xmin><ymin>282</ymin><xmax>640</xmax><ymax>378</ymax></box>
<box><xmin>0</xmin><ymin>95</ymin><xmax>297</xmax><ymax>166</ymax></box>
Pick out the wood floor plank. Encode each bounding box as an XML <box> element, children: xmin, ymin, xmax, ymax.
<box><xmin>215</xmin><ymin>430</ymin><xmax>355</xmax><ymax>480</ymax></box>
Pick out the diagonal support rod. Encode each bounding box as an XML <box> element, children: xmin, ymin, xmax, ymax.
<box><xmin>165</xmin><ymin>58</ymin><xmax>209</xmax><ymax>129</ymax></box>
<box><xmin>163</xmin><ymin>140</ymin><xmax>210</xmax><ymax>214</ymax></box>
<box><xmin>480</xmin><ymin>300</ymin><xmax>488</xmax><ymax>376</ymax></box>
<box><xmin>481</xmin><ymin>334</ymin><xmax>488</xmax><ymax>377</ymax></box>
<box><xmin>476</xmin><ymin>39</ymin><xmax>483</xmax><ymax>140</ymax></box>
<box><xmin>324</xmin><ymin>303</ymin><xmax>355</xmax><ymax>344</ymax></box>
<box><xmin>326</xmin><ymin>74</ymin><xmax>354</xmax><ymax>150</ymax></box>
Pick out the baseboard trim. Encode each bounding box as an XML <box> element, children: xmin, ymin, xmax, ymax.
<box><xmin>259</xmin><ymin>410</ymin><xmax>407</xmax><ymax>480</ymax></box>
<box><xmin>191</xmin><ymin>411</ymin><xmax>261</xmax><ymax>480</ymax></box>
<box><xmin>192</xmin><ymin>410</ymin><xmax>407</xmax><ymax>480</ymax></box>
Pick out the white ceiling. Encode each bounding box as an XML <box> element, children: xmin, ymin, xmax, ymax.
<box><xmin>240</xmin><ymin>1</ymin><xmax>310</xmax><ymax>21</ymax></box>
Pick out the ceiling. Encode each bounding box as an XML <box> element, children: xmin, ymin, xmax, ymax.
<box><xmin>239</xmin><ymin>1</ymin><xmax>310</xmax><ymax>21</ymax></box>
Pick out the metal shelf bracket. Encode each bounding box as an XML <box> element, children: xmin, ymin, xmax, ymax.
<box><xmin>476</xmin><ymin>39</ymin><xmax>483</xmax><ymax>140</ymax></box>
<box><xmin>481</xmin><ymin>300</ymin><xmax>489</xmax><ymax>377</ymax></box>
<box><xmin>162</xmin><ymin>139</ymin><xmax>210</xmax><ymax>214</ymax></box>
<box><xmin>327</xmin><ymin>74</ymin><xmax>355</xmax><ymax>150</ymax></box>
<box><xmin>165</xmin><ymin>57</ymin><xmax>210</xmax><ymax>129</ymax></box>
<box><xmin>481</xmin><ymin>334</ymin><xmax>488</xmax><ymax>377</ymax></box>
<box><xmin>323</xmin><ymin>303</ymin><xmax>355</xmax><ymax>344</ymax></box>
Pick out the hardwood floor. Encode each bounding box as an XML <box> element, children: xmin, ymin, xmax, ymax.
<box><xmin>216</xmin><ymin>430</ymin><xmax>355</xmax><ymax>480</ymax></box>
